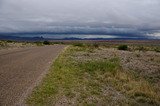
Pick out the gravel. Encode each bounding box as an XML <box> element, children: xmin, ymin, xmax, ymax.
<box><xmin>0</xmin><ymin>45</ymin><xmax>66</xmax><ymax>106</ymax></box>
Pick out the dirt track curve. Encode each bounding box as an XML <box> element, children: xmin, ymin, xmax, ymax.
<box><xmin>0</xmin><ymin>45</ymin><xmax>66</xmax><ymax>106</ymax></box>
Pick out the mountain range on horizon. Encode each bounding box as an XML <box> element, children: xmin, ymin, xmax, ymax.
<box><xmin>0</xmin><ymin>34</ymin><xmax>158</xmax><ymax>41</ymax></box>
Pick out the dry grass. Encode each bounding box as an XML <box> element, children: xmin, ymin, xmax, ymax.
<box><xmin>0</xmin><ymin>40</ymin><xmax>36</xmax><ymax>50</ymax></box>
<box><xmin>27</xmin><ymin>44</ymin><xmax>160</xmax><ymax>105</ymax></box>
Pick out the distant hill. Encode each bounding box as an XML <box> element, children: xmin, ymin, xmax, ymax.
<box><xmin>61</xmin><ymin>37</ymin><xmax>150</xmax><ymax>40</ymax></box>
<box><xmin>0</xmin><ymin>35</ymin><xmax>153</xmax><ymax>41</ymax></box>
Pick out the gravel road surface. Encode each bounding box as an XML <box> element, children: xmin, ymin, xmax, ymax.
<box><xmin>0</xmin><ymin>45</ymin><xmax>66</xmax><ymax>106</ymax></box>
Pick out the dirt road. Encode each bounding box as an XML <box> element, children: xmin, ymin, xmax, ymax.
<box><xmin>0</xmin><ymin>45</ymin><xmax>66</xmax><ymax>106</ymax></box>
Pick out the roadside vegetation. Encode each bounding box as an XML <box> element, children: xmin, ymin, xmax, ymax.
<box><xmin>0</xmin><ymin>40</ymin><xmax>37</xmax><ymax>49</ymax></box>
<box><xmin>27</xmin><ymin>44</ymin><xmax>160</xmax><ymax>105</ymax></box>
<box><xmin>0</xmin><ymin>40</ymin><xmax>58</xmax><ymax>49</ymax></box>
<box><xmin>35</xmin><ymin>41</ymin><xmax>64</xmax><ymax>46</ymax></box>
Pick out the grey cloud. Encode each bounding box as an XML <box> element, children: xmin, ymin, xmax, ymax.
<box><xmin>0</xmin><ymin>0</ymin><xmax>160</xmax><ymax>38</ymax></box>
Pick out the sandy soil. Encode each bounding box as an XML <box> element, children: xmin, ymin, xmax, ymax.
<box><xmin>0</xmin><ymin>45</ymin><xmax>66</xmax><ymax>106</ymax></box>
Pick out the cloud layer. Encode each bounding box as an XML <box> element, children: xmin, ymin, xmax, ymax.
<box><xmin>0</xmin><ymin>0</ymin><xmax>160</xmax><ymax>39</ymax></box>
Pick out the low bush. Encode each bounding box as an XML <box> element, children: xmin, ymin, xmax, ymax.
<box><xmin>43</xmin><ymin>41</ymin><xmax>50</xmax><ymax>45</ymax></box>
<box><xmin>6</xmin><ymin>40</ymin><xmax>14</xmax><ymax>43</ymax></box>
<box><xmin>34</xmin><ymin>42</ymin><xmax>43</xmax><ymax>46</ymax></box>
<box><xmin>154</xmin><ymin>48</ymin><xmax>160</xmax><ymax>53</ymax></box>
<box><xmin>73</xmin><ymin>43</ymin><xmax>85</xmax><ymax>47</ymax></box>
<box><xmin>118</xmin><ymin>45</ymin><xmax>128</xmax><ymax>50</ymax></box>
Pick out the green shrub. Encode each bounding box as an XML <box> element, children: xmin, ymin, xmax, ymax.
<box><xmin>79</xmin><ymin>58</ymin><xmax>119</xmax><ymax>75</ymax></box>
<box><xmin>6</xmin><ymin>40</ymin><xmax>14</xmax><ymax>43</ymax></box>
<box><xmin>154</xmin><ymin>48</ymin><xmax>160</xmax><ymax>53</ymax></box>
<box><xmin>43</xmin><ymin>41</ymin><xmax>50</xmax><ymax>45</ymax></box>
<box><xmin>34</xmin><ymin>42</ymin><xmax>43</xmax><ymax>46</ymax></box>
<box><xmin>52</xmin><ymin>42</ymin><xmax>64</xmax><ymax>44</ymax></box>
<box><xmin>118</xmin><ymin>45</ymin><xmax>128</xmax><ymax>50</ymax></box>
<box><xmin>73</xmin><ymin>43</ymin><xmax>85</xmax><ymax>47</ymax></box>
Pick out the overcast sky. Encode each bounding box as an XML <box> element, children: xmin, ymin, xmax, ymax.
<box><xmin>0</xmin><ymin>0</ymin><xmax>160</xmax><ymax>38</ymax></box>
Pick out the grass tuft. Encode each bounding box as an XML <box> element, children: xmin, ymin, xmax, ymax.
<box><xmin>79</xmin><ymin>58</ymin><xmax>119</xmax><ymax>75</ymax></box>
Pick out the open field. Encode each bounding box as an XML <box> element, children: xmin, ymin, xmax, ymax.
<box><xmin>0</xmin><ymin>40</ymin><xmax>160</xmax><ymax>105</ymax></box>
<box><xmin>50</xmin><ymin>40</ymin><xmax>160</xmax><ymax>46</ymax></box>
<box><xmin>27</xmin><ymin>42</ymin><xmax>160</xmax><ymax>106</ymax></box>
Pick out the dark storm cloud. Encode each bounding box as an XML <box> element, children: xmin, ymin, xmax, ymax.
<box><xmin>0</xmin><ymin>0</ymin><xmax>160</xmax><ymax>38</ymax></box>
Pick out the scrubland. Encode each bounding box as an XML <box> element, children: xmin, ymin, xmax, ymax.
<box><xmin>27</xmin><ymin>43</ymin><xmax>160</xmax><ymax>106</ymax></box>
